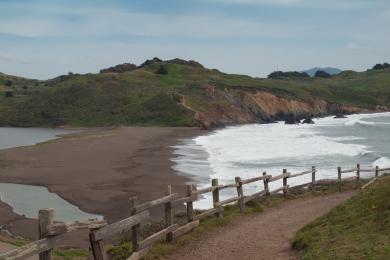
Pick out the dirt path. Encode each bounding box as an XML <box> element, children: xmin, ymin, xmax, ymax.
<box><xmin>166</xmin><ymin>192</ymin><xmax>355</xmax><ymax>260</ymax></box>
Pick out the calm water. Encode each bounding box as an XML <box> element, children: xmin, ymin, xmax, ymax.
<box><xmin>0</xmin><ymin>127</ymin><xmax>102</xmax><ymax>221</ymax></box>
<box><xmin>0</xmin><ymin>127</ymin><xmax>72</xmax><ymax>150</ymax></box>
<box><xmin>0</xmin><ymin>183</ymin><xmax>102</xmax><ymax>222</ymax></box>
<box><xmin>172</xmin><ymin>112</ymin><xmax>390</xmax><ymax>208</ymax></box>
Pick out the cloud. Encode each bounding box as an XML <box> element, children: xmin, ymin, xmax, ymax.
<box><xmin>0</xmin><ymin>7</ymin><xmax>309</xmax><ymax>39</ymax></box>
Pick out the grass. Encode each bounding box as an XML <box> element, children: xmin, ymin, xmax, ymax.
<box><xmin>53</xmin><ymin>248</ymin><xmax>89</xmax><ymax>260</ymax></box>
<box><xmin>292</xmin><ymin>176</ymin><xmax>390</xmax><ymax>260</ymax></box>
<box><xmin>0</xmin><ymin>60</ymin><xmax>390</xmax><ymax>128</ymax></box>
<box><xmin>108</xmin><ymin>181</ymin><xmax>361</xmax><ymax>260</ymax></box>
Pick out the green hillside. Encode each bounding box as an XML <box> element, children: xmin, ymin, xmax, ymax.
<box><xmin>292</xmin><ymin>177</ymin><xmax>390</xmax><ymax>259</ymax></box>
<box><xmin>0</xmin><ymin>59</ymin><xmax>389</xmax><ymax>127</ymax></box>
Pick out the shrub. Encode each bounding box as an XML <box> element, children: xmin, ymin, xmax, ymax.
<box><xmin>372</xmin><ymin>63</ymin><xmax>390</xmax><ymax>70</ymax></box>
<box><xmin>5</xmin><ymin>91</ymin><xmax>13</xmax><ymax>97</ymax></box>
<box><xmin>5</xmin><ymin>80</ymin><xmax>12</xmax><ymax>87</ymax></box>
<box><xmin>268</xmin><ymin>71</ymin><xmax>309</xmax><ymax>79</ymax></box>
<box><xmin>156</xmin><ymin>65</ymin><xmax>168</xmax><ymax>75</ymax></box>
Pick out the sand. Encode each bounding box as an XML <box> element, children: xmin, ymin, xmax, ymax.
<box><xmin>0</xmin><ymin>126</ymin><xmax>204</xmax><ymax>246</ymax></box>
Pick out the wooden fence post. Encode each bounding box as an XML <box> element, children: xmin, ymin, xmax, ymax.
<box><xmin>212</xmin><ymin>179</ymin><xmax>220</xmax><ymax>218</ymax></box>
<box><xmin>129</xmin><ymin>197</ymin><xmax>141</xmax><ymax>252</ymax></box>
<box><xmin>356</xmin><ymin>163</ymin><xmax>361</xmax><ymax>181</ymax></box>
<box><xmin>38</xmin><ymin>208</ymin><xmax>54</xmax><ymax>260</ymax></box>
<box><xmin>235</xmin><ymin>177</ymin><xmax>245</xmax><ymax>214</ymax></box>
<box><xmin>338</xmin><ymin>166</ymin><xmax>342</xmax><ymax>191</ymax></box>
<box><xmin>89</xmin><ymin>228</ymin><xmax>107</xmax><ymax>260</ymax></box>
<box><xmin>186</xmin><ymin>184</ymin><xmax>194</xmax><ymax>222</ymax></box>
<box><xmin>165</xmin><ymin>185</ymin><xmax>174</xmax><ymax>242</ymax></box>
<box><xmin>311</xmin><ymin>166</ymin><xmax>316</xmax><ymax>192</ymax></box>
<box><xmin>375</xmin><ymin>166</ymin><xmax>379</xmax><ymax>178</ymax></box>
<box><xmin>263</xmin><ymin>171</ymin><xmax>269</xmax><ymax>196</ymax></box>
<box><xmin>282</xmin><ymin>169</ymin><xmax>288</xmax><ymax>198</ymax></box>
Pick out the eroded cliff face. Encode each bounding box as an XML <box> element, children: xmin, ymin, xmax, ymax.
<box><xmin>184</xmin><ymin>88</ymin><xmax>372</xmax><ymax>129</ymax></box>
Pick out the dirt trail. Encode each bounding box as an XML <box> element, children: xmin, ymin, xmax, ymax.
<box><xmin>166</xmin><ymin>192</ymin><xmax>355</xmax><ymax>260</ymax></box>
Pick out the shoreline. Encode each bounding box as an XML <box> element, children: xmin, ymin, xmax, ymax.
<box><xmin>0</xmin><ymin>126</ymin><xmax>205</xmax><ymax>246</ymax></box>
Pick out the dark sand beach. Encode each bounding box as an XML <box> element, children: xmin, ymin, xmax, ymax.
<box><xmin>0</xmin><ymin>126</ymin><xmax>204</xmax><ymax>246</ymax></box>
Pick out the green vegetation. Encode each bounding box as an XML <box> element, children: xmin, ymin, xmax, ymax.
<box><xmin>53</xmin><ymin>248</ymin><xmax>89</xmax><ymax>260</ymax></box>
<box><xmin>267</xmin><ymin>70</ymin><xmax>310</xmax><ymax>79</ymax></box>
<box><xmin>1</xmin><ymin>59</ymin><xmax>390</xmax><ymax>127</ymax></box>
<box><xmin>0</xmin><ymin>238</ymin><xmax>27</xmax><ymax>247</ymax></box>
<box><xmin>292</xmin><ymin>177</ymin><xmax>390</xmax><ymax>260</ymax></box>
<box><xmin>372</xmin><ymin>63</ymin><xmax>390</xmax><ymax>70</ymax></box>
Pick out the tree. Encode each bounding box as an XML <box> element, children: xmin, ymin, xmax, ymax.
<box><xmin>268</xmin><ymin>71</ymin><xmax>309</xmax><ymax>79</ymax></box>
<box><xmin>314</xmin><ymin>70</ymin><xmax>332</xmax><ymax>78</ymax></box>
<box><xmin>372</xmin><ymin>63</ymin><xmax>390</xmax><ymax>70</ymax></box>
<box><xmin>156</xmin><ymin>65</ymin><xmax>168</xmax><ymax>75</ymax></box>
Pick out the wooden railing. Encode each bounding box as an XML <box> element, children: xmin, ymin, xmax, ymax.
<box><xmin>1</xmin><ymin>164</ymin><xmax>388</xmax><ymax>260</ymax></box>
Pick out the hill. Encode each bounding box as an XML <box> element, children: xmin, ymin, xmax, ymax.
<box><xmin>304</xmin><ymin>67</ymin><xmax>342</xmax><ymax>77</ymax></box>
<box><xmin>0</xmin><ymin>59</ymin><xmax>389</xmax><ymax>129</ymax></box>
<box><xmin>292</xmin><ymin>176</ymin><xmax>390</xmax><ymax>259</ymax></box>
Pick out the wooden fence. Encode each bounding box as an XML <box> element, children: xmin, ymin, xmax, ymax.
<box><xmin>1</xmin><ymin>164</ymin><xmax>389</xmax><ymax>260</ymax></box>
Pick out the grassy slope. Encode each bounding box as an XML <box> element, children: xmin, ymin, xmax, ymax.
<box><xmin>292</xmin><ymin>177</ymin><xmax>390</xmax><ymax>259</ymax></box>
<box><xmin>0</xmin><ymin>62</ymin><xmax>390</xmax><ymax>127</ymax></box>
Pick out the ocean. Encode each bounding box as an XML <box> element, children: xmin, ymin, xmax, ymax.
<box><xmin>172</xmin><ymin>112</ymin><xmax>390</xmax><ymax>208</ymax></box>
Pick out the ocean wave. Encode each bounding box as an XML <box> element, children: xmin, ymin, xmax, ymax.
<box><xmin>172</xmin><ymin>112</ymin><xmax>390</xmax><ymax>209</ymax></box>
<box><xmin>372</xmin><ymin>157</ymin><xmax>390</xmax><ymax>168</ymax></box>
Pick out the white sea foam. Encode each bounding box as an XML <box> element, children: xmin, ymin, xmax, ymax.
<box><xmin>172</xmin><ymin>112</ymin><xmax>390</xmax><ymax>209</ymax></box>
<box><xmin>373</xmin><ymin>157</ymin><xmax>390</xmax><ymax>169</ymax></box>
<box><xmin>194</xmin><ymin>122</ymin><xmax>367</xmax><ymax>179</ymax></box>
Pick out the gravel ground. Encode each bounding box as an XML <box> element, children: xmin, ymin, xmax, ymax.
<box><xmin>165</xmin><ymin>192</ymin><xmax>355</xmax><ymax>260</ymax></box>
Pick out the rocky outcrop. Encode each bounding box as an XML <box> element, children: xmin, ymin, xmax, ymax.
<box><xmin>138</xmin><ymin>57</ymin><xmax>163</xmax><ymax>68</ymax></box>
<box><xmin>302</xmin><ymin>117</ymin><xmax>315</xmax><ymax>124</ymax></box>
<box><xmin>285</xmin><ymin>113</ymin><xmax>301</xmax><ymax>124</ymax></box>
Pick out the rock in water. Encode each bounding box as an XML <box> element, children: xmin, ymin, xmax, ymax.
<box><xmin>334</xmin><ymin>112</ymin><xmax>347</xmax><ymax>119</ymax></box>
<box><xmin>302</xmin><ymin>118</ymin><xmax>315</xmax><ymax>124</ymax></box>
<box><xmin>285</xmin><ymin>114</ymin><xmax>301</xmax><ymax>124</ymax></box>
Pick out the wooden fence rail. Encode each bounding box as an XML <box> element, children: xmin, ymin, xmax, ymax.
<box><xmin>0</xmin><ymin>163</ymin><xmax>385</xmax><ymax>260</ymax></box>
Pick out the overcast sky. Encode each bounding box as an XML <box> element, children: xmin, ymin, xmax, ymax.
<box><xmin>0</xmin><ymin>0</ymin><xmax>389</xmax><ymax>79</ymax></box>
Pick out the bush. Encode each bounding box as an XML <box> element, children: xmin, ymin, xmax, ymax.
<box><xmin>372</xmin><ymin>63</ymin><xmax>390</xmax><ymax>70</ymax></box>
<box><xmin>268</xmin><ymin>71</ymin><xmax>309</xmax><ymax>79</ymax></box>
<box><xmin>156</xmin><ymin>65</ymin><xmax>168</xmax><ymax>75</ymax></box>
<box><xmin>5</xmin><ymin>80</ymin><xmax>12</xmax><ymax>87</ymax></box>
<box><xmin>5</xmin><ymin>91</ymin><xmax>13</xmax><ymax>97</ymax></box>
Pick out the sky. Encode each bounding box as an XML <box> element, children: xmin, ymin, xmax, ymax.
<box><xmin>0</xmin><ymin>0</ymin><xmax>389</xmax><ymax>79</ymax></box>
